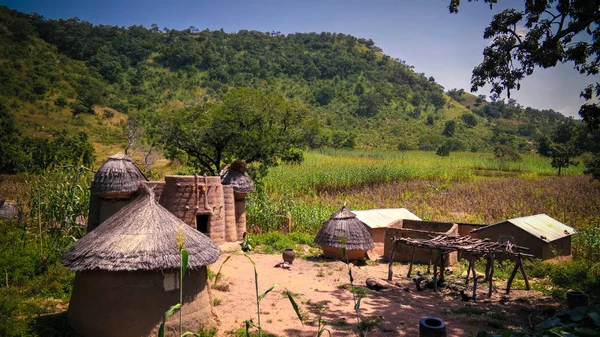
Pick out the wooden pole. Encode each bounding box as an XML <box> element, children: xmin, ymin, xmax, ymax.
<box><xmin>483</xmin><ymin>255</ymin><xmax>492</xmax><ymax>282</ymax></box>
<box><xmin>427</xmin><ymin>249</ymin><xmax>433</xmax><ymax>274</ymax></box>
<box><xmin>506</xmin><ymin>258</ymin><xmax>520</xmax><ymax>294</ymax></box>
<box><xmin>432</xmin><ymin>252</ymin><xmax>439</xmax><ymax>292</ymax></box>
<box><xmin>407</xmin><ymin>245</ymin><xmax>416</xmax><ymax>278</ymax></box>
<box><xmin>487</xmin><ymin>253</ymin><xmax>495</xmax><ymax>298</ymax></box>
<box><xmin>387</xmin><ymin>239</ymin><xmax>397</xmax><ymax>281</ymax></box>
<box><xmin>471</xmin><ymin>255</ymin><xmax>477</xmax><ymax>302</ymax></box>
<box><xmin>518</xmin><ymin>255</ymin><xmax>530</xmax><ymax>290</ymax></box>
<box><xmin>465</xmin><ymin>254</ymin><xmax>473</xmax><ymax>285</ymax></box>
<box><xmin>439</xmin><ymin>251</ymin><xmax>445</xmax><ymax>283</ymax></box>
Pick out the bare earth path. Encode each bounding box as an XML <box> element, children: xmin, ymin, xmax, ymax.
<box><xmin>210</xmin><ymin>246</ymin><xmax>560</xmax><ymax>337</ymax></box>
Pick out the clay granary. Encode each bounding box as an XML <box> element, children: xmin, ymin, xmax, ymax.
<box><xmin>88</xmin><ymin>154</ymin><xmax>254</xmax><ymax>244</ymax></box>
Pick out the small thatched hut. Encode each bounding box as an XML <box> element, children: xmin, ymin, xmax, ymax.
<box><xmin>220</xmin><ymin>160</ymin><xmax>255</xmax><ymax>240</ymax></box>
<box><xmin>87</xmin><ymin>152</ymin><xmax>147</xmax><ymax>232</ymax></box>
<box><xmin>314</xmin><ymin>206</ymin><xmax>375</xmax><ymax>260</ymax></box>
<box><xmin>63</xmin><ymin>188</ymin><xmax>220</xmax><ymax>337</ymax></box>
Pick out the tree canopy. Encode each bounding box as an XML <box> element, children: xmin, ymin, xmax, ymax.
<box><xmin>143</xmin><ymin>88</ymin><xmax>308</xmax><ymax>179</ymax></box>
<box><xmin>450</xmin><ymin>0</ymin><xmax>600</xmax><ymax>177</ymax></box>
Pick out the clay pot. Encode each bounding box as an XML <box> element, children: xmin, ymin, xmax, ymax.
<box><xmin>567</xmin><ymin>291</ymin><xmax>588</xmax><ymax>309</ymax></box>
<box><xmin>282</xmin><ymin>249</ymin><xmax>296</xmax><ymax>264</ymax></box>
<box><xmin>419</xmin><ymin>317</ymin><xmax>446</xmax><ymax>337</ymax></box>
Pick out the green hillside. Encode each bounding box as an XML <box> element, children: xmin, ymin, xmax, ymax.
<box><xmin>0</xmin><ymin>6</ymin><xmax>571</xmax><ymax>169</ymax></box>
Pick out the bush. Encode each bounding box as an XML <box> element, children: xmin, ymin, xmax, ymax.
<box><xmin>249</xmin><ymin>231</ymin><xmax>316</xmax><ymax>254</ymax></box>
<box><xmin>54</xmin><ymin>96</ymin><xmax>68</xmax><ymax>107</ymax></box>
<box><xmin>442</xmin><ymin>120</ymin><xmax>456</xmax><ymax>137</ymax></box>
<box><xmin>436</xmin><ymin>143</ymin><xmax>450</xmax><ymax>156</ymax></box>
<box><xmin>461</xmin><ymin>113</ymin><xmax>478</xmax><ymax>128</ymax></box>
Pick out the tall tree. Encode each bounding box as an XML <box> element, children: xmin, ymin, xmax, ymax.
<box><xmin>449</xmin><ymin>0</ymin><xmax>600</xmax><ymax>176</ymax></box>
<box><xmin>151</xmin><ymin>88</ymin><xmax>308</xmax><ymax>179</ymax></box>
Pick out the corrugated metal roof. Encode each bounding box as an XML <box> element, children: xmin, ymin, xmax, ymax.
<box><xmin>352</xmin><ymin>208</ymin><xmax>422</xmax><ymax>229</ymax></box>
<box><xmin>472</xmin><ymin>214</ymin><xmax>575</xmax><ymax>242</ymax></box>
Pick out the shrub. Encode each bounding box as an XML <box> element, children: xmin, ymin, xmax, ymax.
<box><xmin>436</xmin><ymin>143</ymin><xmax>450</xmax><ymax>156</ymax></box>
<box><xmin>54</xmin><ymin>96</ymin><xmax>68</xmax><ymax>107</ymax></box>
<box><xmin>461</xmin><ymin>113</ymin><xmax>478</xmax><ymax>128</ymax></box>
<box><xmin>442</xmin><ymin>120</ymin><xmax>456</xmax><ymax>137</ymax></box>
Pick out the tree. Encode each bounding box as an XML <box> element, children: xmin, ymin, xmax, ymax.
<box><xmin>436</xmin><ymin>143</ymin><xmax>451</xmax><ymax>156</ymax></box>
<box><xmin>152</xmin><ymin>88</ymin><xmax>308</xmax><ymax>180</ymax></box>
<box><xmin>461</xmin><ymin>113</ymin><xmax>478</xmax><ymax>128</ymax></box>
<box><xmin>449</xmin><ymin>0</ymin><xmax>600</xmax><ymax>177</ymax></box>
<box><xmin>493</xmin><ymin>144</ymin><xmax>522</xmax><ymax>162</ymax></box>
<box><xmin>538</xmin><ymin>122</ymin><xmax>582</xmax><ymax>175</ymax></box>
<box><xmin>443</xmin><ymin>120</ymin><xmax>457</xmax><ymax>137</ymax></box>
<box><xmin>0</xmin><ymin>100</ymin><xmax>29</xmax><ymax>173</ymax></box>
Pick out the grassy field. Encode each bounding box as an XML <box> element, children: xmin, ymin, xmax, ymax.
<box><xmin>262</xmin><ymin>150</ymin><xmax>584</xmax><ymax>198</ymax></box>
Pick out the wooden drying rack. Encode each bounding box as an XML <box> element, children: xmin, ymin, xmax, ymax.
<box><xmin>387</xmin><ymin>234</ymin><xmax>533</xmax><ymax>301</ymax></box>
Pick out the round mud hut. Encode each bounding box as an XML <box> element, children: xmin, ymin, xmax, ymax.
<box><xmin>314</xmin><ymin>206</ymin><xmax>375</xmax><ymax>260</ymax></box>
<box><xmin>63</xmin><ymin>188</ymin><xmax>221</xmax><ymax>337</ymax></box>
<box><xmin>220</xmin><ymin>160</ymin><xmax>254</xmax><ymax>240</ymax></box>
<box><xmin>87</xmin><ymin>152</ymin><xmax>147</xmax><ymax>233</ymax></box>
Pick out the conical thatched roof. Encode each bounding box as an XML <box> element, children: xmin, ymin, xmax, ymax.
<box><xmin>62</xmin><ymin>188</ymin><xmax>221</xmax><ymax>272</ymax></box>
<box><xmin>91</xmin><ymin>152</ymin><xmax>147</xmax><ymax>196</ymax></box>
<box><xmin>220</xmin><ymin>160</ymin><xmax>254</xmax><ymax>193</ymax></box>
<box><xmin>314</xmin><ymin>206</ymin><xmax>375</xmax><ymax>250</ymax></box>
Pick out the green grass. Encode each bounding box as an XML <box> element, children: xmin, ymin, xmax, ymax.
<box><xmin>263</xmin><ymin>150</ymin><xmax>584</xmax><ymax>197</ymax></box>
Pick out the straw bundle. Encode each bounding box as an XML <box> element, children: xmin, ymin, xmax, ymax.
<box><xmin>91</xmin><ymin>152</ymin><xmax>147</xmax><ymax>196</ymax></box>
<box><xmin>314</xmin><ymin>206</ymin><xmax>374</xmax><ymax>250</ymax></box>
<box><xmin>63</xmin><ymin>187</ymin><xmax>220</xmax><ymax>272</ymax></box>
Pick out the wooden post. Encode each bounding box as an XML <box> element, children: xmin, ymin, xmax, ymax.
<box><xmin>518</xmin><ymin>255</ymin><xmax>530</xmax><ymax>290</ymax></box>
<box><xmin>432</xmin><ymin>253</ymin><xmax>439</xmax><ymax>292</ymax></box>
<box><xmin>487</xmin><ymin>253</ymin><xmax>495</xmax><ymax>298</ymax></box>
<box><xmin>465</xmin><ymin>254</ymin><xmax>473</xmax><ymax>285</ymax></box>
<box><xmin>506</xmin><ymin>258</ymin><xmax>520</xmax><ymax>294</ymax></box>
<box><xmin>483</xmin><ymin>255</ymin><xmax>492</xmax><ymax>282</ymax></box>
<box><xmin>439</xmin><ymin>251</ymin><xmax>445</xmax><ymax>283</ymax></box>
<box><xmin>387</xmin><ymin>239</ymin><xmax>398</xmax><ymax>281</ymax></box>
<box><xmin>427</xmin><ymin>249</ymin><xmax>433</xmax><ymax>274</ymax></box>
<box><xmin>471</xmin><ymin>255</ymin><xmax>478</xmax><ymax>302</ymax></box>
<box><xmin>407</xmin><ymin>245</ymin><xmax>416</xmax><ymax>278</ymax></box>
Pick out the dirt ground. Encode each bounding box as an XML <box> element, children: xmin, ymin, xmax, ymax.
<box><xmin>210</xmin><ymin>244</ymin><xmax>563</xmax><ymax>337</ymax></box>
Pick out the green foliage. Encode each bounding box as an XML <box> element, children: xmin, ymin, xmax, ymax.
<box><xmin>461</xmin><ymin>113</ymin><xmax>478</xmax><ymax>128</ymax></box>
<box><xmin>150</xmin><ymin>87</ymin><xmax>309</xmax><ymax>180</ymax></box>
<box><xmin>493</xmin><ymin>145</ymin><xmax>522</xmax><ymax>162</ymax></box>
<box><xmin>247</xmin><ymin>232</ymin><xmax>316</xmax><ymax>254</ymax></box>
<box><xmin>436</xmin><ymin>143</ymin><xmax>451</xmax><ymax>156</ymax></box>
<box><xmin>443</xmin><ymin>120</ymin><xmax>456</xmax><ymax>137</ymax></box>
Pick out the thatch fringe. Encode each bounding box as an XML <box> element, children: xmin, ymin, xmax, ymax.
<box><xmin>91</xmin><ymin>152</ymin><xmax>147</xmax><ymax>196</ymax></box>
<box><xmin>314</xmin><ymin>206</ymin><xmax>374</xmax><ymax>250</ymax></box>
<box><xmin>62</xmin><ymin>187</ymin><xmax>220</xmax><ymax>272</ymax></box>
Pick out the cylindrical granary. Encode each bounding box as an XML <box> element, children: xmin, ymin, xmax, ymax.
<box><xmin>223</xmin><ymin>185</ymin><xmax>237</xmax><ymax>242</ymax></box>
<box><xmin>234</xmin><ymin>192</ymin><xmax>247</xmax><ymax>240</ymax></box>
<box><xmin>161</xmin><ymin>176</ymin><xmax>225</xmax><ymax>243</ymax></box>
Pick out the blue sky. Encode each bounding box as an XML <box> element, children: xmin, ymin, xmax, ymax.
<box><xmin>4</xmin><ymin>0</ymin><xmax>598</xmax><ymax>117</ymax></box>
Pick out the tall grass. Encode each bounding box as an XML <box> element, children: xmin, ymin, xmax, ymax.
<box><xmin>263</xmin><ymin>151</ymin><xmax>584</xmax><ymax>197</ymax></box>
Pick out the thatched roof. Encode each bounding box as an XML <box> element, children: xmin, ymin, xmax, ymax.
<box><xmin>62</xmin><ymin>188</ymin><xmax>221</xmax><ymax>272</ymax></box>
<box><xmin>314</xmin><ymin>206</ymin><xmax>375</xmax><ymax>251</ymax></box>
<box><xmin>220</xmin><ymin>161</ymin><xmax>254</xmax><ymax>193</ymax></box>
<box><xmin>91</xmin><ymin>152</ymin><xmax>147</xmax><ymax>196</ymax></box>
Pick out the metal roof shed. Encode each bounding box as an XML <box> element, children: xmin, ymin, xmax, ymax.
<box><xmin>470</xmin><ymin>214</ymin><xmax>576</xmax><ymax>260</ymax></box>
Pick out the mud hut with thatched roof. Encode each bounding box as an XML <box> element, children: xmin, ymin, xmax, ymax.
<box><xmin>63</xmin><ymin>188</ymin><xmax>220</xmax><ymax>337</ymax></box>
<box><xmin>314</xmin><ymin>205</ymin><xmax>375</xmax><ymax>260</ymax></box>
<box><xmin>220</xmin><ymin>160</ymin><xmax>255</xmax><ymax>240</ymax></box>
<box><xmin>87</xmin><ymin>152</ymin><xmax>147</xmax><ymax>232</ymax></box>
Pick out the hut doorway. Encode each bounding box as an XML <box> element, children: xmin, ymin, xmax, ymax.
<box><xmin>196</xmin><ymin>214</ymin><xmax>210</xmax><ymax>234</ymax></box>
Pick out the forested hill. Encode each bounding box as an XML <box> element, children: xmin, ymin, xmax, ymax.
<box><xmin>1</xmin><ymin>6</ymin><xmax>572</xmax><ymax>161</ymax></box>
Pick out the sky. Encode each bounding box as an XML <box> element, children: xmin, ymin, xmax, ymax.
<box><xmin>3</xmin><ymin>0</ymin><xmax>598</xmax><ymax>117</ymax></box>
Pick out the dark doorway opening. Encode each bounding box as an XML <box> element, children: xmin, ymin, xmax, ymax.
<box><xmin>196</xmin><ymin>214</ymin><xmax>209</xmax><ymax>234</ymax></box>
